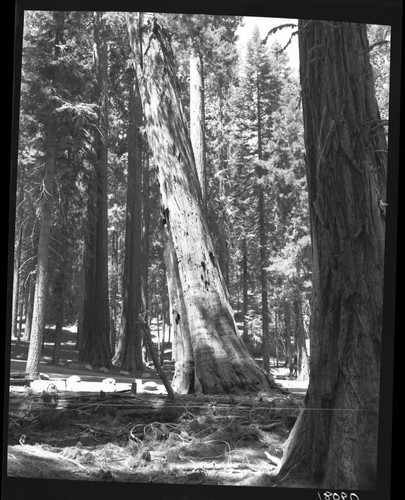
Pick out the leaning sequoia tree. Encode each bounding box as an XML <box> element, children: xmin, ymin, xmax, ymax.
<box><xmin>126</xmin><ymin>14</ymin><xmax>273</xmax><ymax>394</ymax></box>
<box><xmin>274</xmin><ymin>21</ymin><xmax>387</xmax><ymax>489</ymax></box>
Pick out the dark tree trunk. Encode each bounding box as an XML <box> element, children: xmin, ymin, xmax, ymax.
<box><xmin>12</xmin><ymin>223</ymin><xmax>23</xmax><ymax>340</ymax></box>
<box><xmin>128</xmin><ymin>15</ymin><xmax>273</xmax><ymax>394</ymax></box>
<box><xmin>259</xmin><ymin>186</ymin><xmax>270</xmax><ymax>372</ymax></box>
<box><xmin>26</xmin><ymin>112</ymin><xmax>58</xmax><ymax>376</ymax></box>
<box><xmin>216</xmin><ymin>88</ymin><xmax>230</xmax><ymax>289</ymax></box>
<box><xmin>79</xmin><ymin>12</ymin><xmax>111</xmax><ymax>368</ymax></box>
<box><xmin>160</xmin><ymin>311</ymin><xmax>166</xmax><ymax>365</ymax></box>
<box><xmin>274</xmin><ymin>309</ymin><xmax>279</xmax><ymax>368</ymax></box>
<box><xmin>51</xmin><ymin>253</ymin><xmax>68</xmax><ymax>365</ymax></box>
<box><xmin>112</xmin><ymin>75</ymin><xmax>144</xmax><ymax>371</ymax></box>
<box><xmin>109</xmin><ymin>230</ymin><xmax>119</xmax><ymax>356</ymax></box>
<box><xmin>275</xmin><ymin>21</ymin><xmax>387</xmax><ymax>490</ymax></box>
<box><xmin>142</xmin><ymin>147</ymin><xmax>151</xmax><ymax>316</ymax></box>
<box><xmin>76</xmin><ymin>299</ymin><xmax>83</xmax><ymax>351</ymax></box>
<box><xmin>17</xmin><ymin>301</ymin><xmax>25</xmax><ymax>342</ymax></box>
<box><xmin>293</xmin><ymin>289</ymin><xmax>309</xmax><ymax>381</ymax></box>
<box><xmin>141</xmin><ymin>141</ymin><xmax>150</xmax><ymax>367</ymax></box>
<box><xmin>242</xmin><ymin>238</ymin><xmax>249</xmax><ymax>346</ymax></box>
<box><xmin>217</xmin><ymin>217</ymin><xmax>230</xmax><ymax>290</ymax></box>
<box><xmin>23</xmin><ymin>272</ymin><xmax>35</xmax><ymax>341</ymax></box>
<box><xmin>283</xmin><ymin>299</ymin><xmax>292</xmax><ymax>366</ymax></box>
<box><xmin>156</xmin><ymin>306</ymin><xmax>161</xmax><ymax>361</ymax></box>
<box><xmin>52</xmin><ymin>307</ymin><xmax>64</xmax><ymax>364</ymax></box>
<box><xmin>256</xmin><ymin>71</ymin><xmax>270</xmax><ymax>373</ymax></box>
<box><xmin>26</xmin><ymin>15</ymin><xmax>66</xmax><ymax>378</ymax></box>
<box><xmin>52</xmin><ymin>263</ymin><xmax>65</xmax><ymax>364</ymax></box>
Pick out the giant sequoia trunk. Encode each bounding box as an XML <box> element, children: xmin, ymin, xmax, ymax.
<box><xmin>79</xmin><ymin>12</ymin><xmax>111</xmax><ymax>368</ymax></box>
<box><xmin>275</xmin><ymin>21</ymin><xmax>387</xmax><ymax>489</ymax></box>
<box><xmin>112</xmin><ymin>76</ymin><xmax>144</xmax><ymax>371</ymax></box>
<box><xmin>142</xmin><ymin>149</ymin><xmax>151</xmax><ymax>317</ymax></box>
<box><xmin>127</xmin><ymin>15</ymin><xmax>273</xmax><ymax>394</ymax></box>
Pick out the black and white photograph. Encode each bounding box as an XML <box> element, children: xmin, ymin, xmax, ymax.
<box><xmin>4</xmin><ymin>0</ymin><xmax>401</xmax><ymax>498</ymax></box>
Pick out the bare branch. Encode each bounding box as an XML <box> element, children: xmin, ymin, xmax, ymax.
<box><xmin>261</xmin><ymin>23</ymin><xmax>297</xmax><ymax>45</ymax></box>
<box><xmin>18</xmin><ymin>255</ymin><xmax>37</xmax><ymax>273</ymax></box>
<box><xmin>49</xmin><ymin>245</ymin><xmax>65</xmax><ymax>262</ymax></box>
<box><xmin>360</xmin><ymin>40</ymin><xmax>390</xmax><ymax>55</ymax></box>
<box><xmin>276</xmin><ymin>30</ymin><xmax>299</xmax><ymax>54</ymax></box>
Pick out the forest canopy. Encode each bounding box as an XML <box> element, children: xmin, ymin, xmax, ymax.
<box><xmin>11</xmin><ymin>11</ymin><xmax>390</xmax><ymax>384</ymax></box>
<box><xmin>12</xmin><ymin>12</ymin><xmax>309</xmax><ymax>378</ymax></box>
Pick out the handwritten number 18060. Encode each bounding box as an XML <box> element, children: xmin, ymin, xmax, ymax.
<box><xmin>318</xmin><ymin>493</ymin><xmax>359</xmax><ymax>500</ymax></box>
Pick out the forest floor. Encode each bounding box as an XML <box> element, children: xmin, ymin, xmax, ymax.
<box><xmin>7</xmin><ymin>327</ymin><xmax>308</xmax><ymax>487</ymax></box>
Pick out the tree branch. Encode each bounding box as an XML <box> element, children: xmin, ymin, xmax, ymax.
<box><xmin>277</xmin><ymin>30</ymin><xmax>299</xmax><ymax>54</ymax></box>
<box><xmin>261</xmin><ymin>23</ymin><xmax>297</xmax><ymax>46</ymax></box>
<box><xmin>360</xmin><ymin>40</ymin><xmax>390</xmax><ymax>55</ymax></box>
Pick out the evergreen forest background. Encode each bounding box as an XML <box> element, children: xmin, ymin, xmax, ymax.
<box><xmin>10</xmin><ymin>11</ymin><xmax>390</xmax><ymax>378</ymax></box>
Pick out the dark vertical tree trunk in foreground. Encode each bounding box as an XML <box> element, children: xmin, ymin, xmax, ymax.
<box><xmin>128</xmin><ymin>15</ymin><xmax>273</xmax><ymax>394</ymax></box>
<box><xmin>112</xmin><ymin>75</ymin><xmax>144</xmax><ymax>371</ymax></box>
<box><xmin>79</xmin><ymin>12</ymin><xmax>111</xmax><ymax>368</ymax></box>
<box><xmin>275</xmin><ymin>21</ymin><xmax>386</xmax><ymax>490</ymax></box>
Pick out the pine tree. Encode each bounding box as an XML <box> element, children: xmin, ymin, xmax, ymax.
<box><xmin>227</xmin><ymin>30</ymin><xmax>287</xmax><ymax>367</ymax></box>
<box><xmin>26</xmin><ymin>11</ymin><xmax>65</xmax><ymax>377</ymax></box>
<box><xmin>17</xmin><ymin>11</ymin><xmax>100</xmax><ymax>370</ymax></box>
<box><xmin>267</xmin><ymin>76</ymin><xmax>311</xmax><ymax>379</ymax></box>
